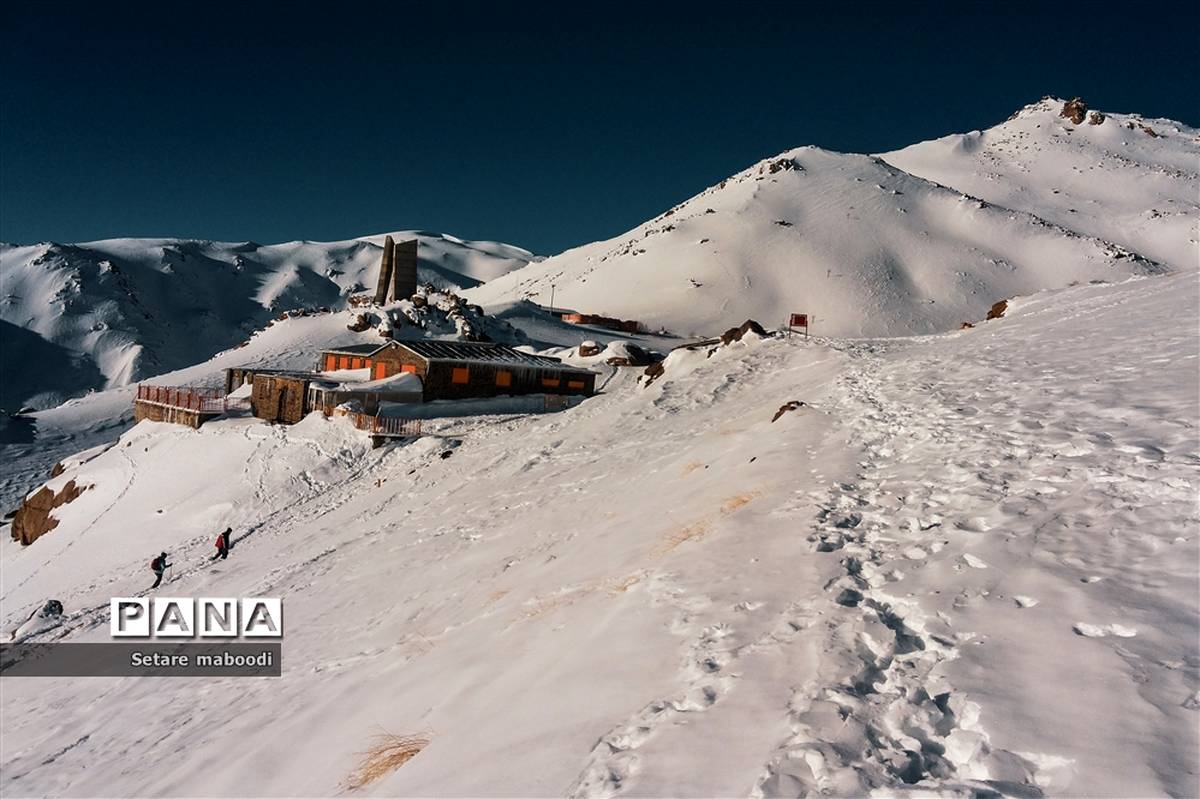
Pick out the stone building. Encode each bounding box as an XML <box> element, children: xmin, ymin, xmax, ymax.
<box><xmin>227</xmin><ymin>339</ymin><xmax>596</xmax><ymax>424</ymax></box>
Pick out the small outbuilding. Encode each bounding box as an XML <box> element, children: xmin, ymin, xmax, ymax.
<box><xmin>239</xmin><ymin>368</ymin><xmax>424</xmax><ymax>424</ymax></box>
<box><xmin>247</xmin><ymin>371</ymin><xmax>316</xmax><ymax>425</ymax></box>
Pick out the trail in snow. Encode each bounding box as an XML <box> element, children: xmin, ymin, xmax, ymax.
<box><xmin>755</xmin><ymin>274</ymin><xmax>1199</xmax><ymax>797</ymax></box>
<box><xmin>753</xmin><ymin>342</ymin><xmax>1042</xmax><ymax>795</ymax></box>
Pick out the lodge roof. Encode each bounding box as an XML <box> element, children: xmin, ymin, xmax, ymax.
<box><xmin>399</xmin><ymin>340</ymin><xmax>572</xmax><ymax>368</ymax></box>
<box><xmin>322</xmin><ymin>343</ymin><xmax>387</xmax><ymax>356</ymax></box>
<box><xmin>322</xmin><ymin>339</ymin><xmax>593</xmax><ymax>373</ymax></box>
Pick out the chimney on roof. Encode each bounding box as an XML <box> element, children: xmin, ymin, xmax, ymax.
<box><xmin>392</xmin><ymin>238</ymin><xmax>418</xmax><ymax>302</ymax></box>
<box><xmin>373</xmin><ymin>235</ymin><xmax>395</xmax><ymax>305</ymax></box>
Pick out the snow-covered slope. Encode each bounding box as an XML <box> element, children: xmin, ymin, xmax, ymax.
<box><xmin>0</xmin><ymin>294</ymin><xmax>673</xmax><ymax>515</ymax></box>
<box><xmin>2</xmin><ymin>271</ymin><xmax>1197</xmax><ymax>797</ymax></box>
<box><xmin>0</xmin><ymin>232</ymin><xmax>535</xmax><ymax>411</ymax></box>
<box><xmin>467</xmin><ymin>146</ymin><xmax>1168</xmax><ymax>338</ymax></box>
<box><xmin>883</xmin><ymin>97</ymin><xmax>1200</xmax><ymax>272</ymax></box>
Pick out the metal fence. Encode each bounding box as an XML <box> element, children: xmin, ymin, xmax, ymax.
<box><xmin>345</xmin><ymin>412</ymin><xmax>422</xmax><ymax>438</ymax></box>
<box><xmin>135</xmin><ymin>385</ymin><xmax>249</xmax><ymax>414</ymax></box>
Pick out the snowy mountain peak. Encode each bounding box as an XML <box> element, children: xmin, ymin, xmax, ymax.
<box><xmin>884</xmin><ymin>98</ymin><xmax>1200</xmax><ymax>271</ymax></box>
<box><xmin>467</xmin><ymin>133</ymin><xmax>1174</xmax><ymax>339</ymax></box>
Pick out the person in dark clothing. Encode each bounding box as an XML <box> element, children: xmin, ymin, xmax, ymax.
<box><xmin>151</xmin><ymin>552</ymin><xmax>171</xmax><ymax>588</ymax></box>
<box><xmin>214</xmin><ymin>528</ymin><xmax>233</xmax><ymax>560</ymax></box>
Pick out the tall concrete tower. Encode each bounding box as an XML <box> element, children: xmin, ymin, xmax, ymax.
<box><xmin>392</xmin><ymin>238</ymin><xmax>418</xmax><ymax>301</ymax></box>
<box><xmin>373</xmin><ymin>235</ymin><xmax>395</xmax><ymax>305</ymax></box>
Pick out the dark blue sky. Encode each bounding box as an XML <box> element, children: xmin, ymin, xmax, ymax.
<box><xmin>3</xmin><ymin>1</ymin><xmax>1197</xmax><ymax>255</ymax></box>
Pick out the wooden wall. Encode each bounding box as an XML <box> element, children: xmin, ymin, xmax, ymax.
<box><xmin>318</xmin><ymin>346</ymin><xmax>425</xmax><ymax>380</ymax></box>
<box><xmin>133</xmin><ymin>401</ymin><xmax>213</xmax><ymax>429</ymax></box>
<box><xmin>251</xmin><ymin>375</ymin><xmax>310</xmax><ymax>424</ymax></box>
<box><xmin>226</xmin><ymin>367</ymin><xmax>256</xmax><ymax>394</ymax></box>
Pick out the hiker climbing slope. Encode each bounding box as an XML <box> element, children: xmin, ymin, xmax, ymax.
<box><xmin>150</xmin><ymin>552</ymin><xmax>171</xmax><ymax>589</ymax></box>
<box><xmin>214</xmin><ymin>527</ymin><xmax>233</xmax><ymax>560</ymax></box>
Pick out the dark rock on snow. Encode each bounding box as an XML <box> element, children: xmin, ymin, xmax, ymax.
<box><xmin>720</xmin><ymin>319</ymin><xmax>767</xmax><ymax>345</ymax></box>
<box><xmin>1060</xmin><ymin>97</ymin><xmax>1088</xmax><ymax>125</ymax></box>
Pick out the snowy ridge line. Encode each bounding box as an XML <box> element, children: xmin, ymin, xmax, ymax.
<box><xmin>469</xmin><ymin>139</ymin><xmax>1182</xmax><ymax>340</ymax></box>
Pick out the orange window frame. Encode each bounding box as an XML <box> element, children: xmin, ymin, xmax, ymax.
<box><xmin>541</xmin><ymin>377</ymin><xmax>560</xmax><ymax>388</ymax></box>
<box><xmin>374</xmin><ymin>362</ymin><xmax>387</xmax><ymax>379</ymax></box>
<box><xmin>324</xmin><ymin>354</ymin><xmax>335</xmax><ymax>370</ymax></box>
<box><xmin>401</xmin><ymin>364</ymin><xmax>418</xmax><ymax>374</ymax></box>
<box><xmin>339</xmin><ymin>356</ymin><xmax>350</xmax><ymax>369</ymax></box>
<box><xmin>567</xmin><ymin>380</ymin><xmax>585</xmax><ymax>389</ymax></box>
<box><xmin>452</xmin><ymin>367</ymin><xmax>470</xmax><ymax>384</ymax></box>
<box><xmin>496</xmin><ymin>371</ymin><xmax>512</xmax><ymax>387</ymax></box>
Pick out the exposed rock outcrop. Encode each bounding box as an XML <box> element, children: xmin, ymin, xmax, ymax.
<box><xmin>11</xmin><ymin>480</ymin><xmax>89</xmax><ymax>546</ymax></box>
<box><xmin>1088</xmin><ymin>111</ymin><xmax>1106</xmax><ymax>125</ymax></box>
<box><xmin>986</xmin><ymin>300</ymin><xmax>1009</xmax><ymax>320</ymax></box>
<box><xmin>720</xmin><ymin>319</ymin><xmax>768</xmax><ymax>345</ymax></box>
<box><xmin>1060</xmin><ymin>97</ymin><xmax>1088</xmax><ymax>125</ymax></box>
<box><xmin>642</xmin><ymin>361</ymin><xmax>666</xmax><ymax>386</ymax></box>
<box><xmin>771</xmin><ymin>400</ymin><xmax>806</xmax><ymax>423</ymax></box>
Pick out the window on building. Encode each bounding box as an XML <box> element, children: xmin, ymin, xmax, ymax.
<box><xmin>324</xmin><ymin>355</ymin><xmax>336</xmax><ymax>371</ymax></box>
<box><xmin>374</xmin><ymin>362</ymin><xmax>387</xmax><ymax>379</ymax></box>
<box><xmin>339</xmin><ymin>356</ymin><xmax>350</xmax><ymax>369</ymax></box>
<box><xmin>542</xmin><ymin>377</ymin><xmax>560</xmax><ymax>388</ymax></box>
<box><xmin>351</xmin><ymin>358</ymin><xmax>362</xmax><ymax>369</ymax></box>
<box><xmin>568</xmin><ymin>380</ymin><xmax>585</xmax><ymax>389</ymax></box>
<box><xmin>401</xmin><ymin>364</ymin><xmax>418</xmax><ymax>374</ymax></box>
<box><xmin>496</xmin><ymin>371</ymin><xmax>512</xmax><ymax>387</ymax></box>
<box><xmin>452</xmin><ymin>367</ymin><xmax>470</xmax><ymax>384</ymax></box>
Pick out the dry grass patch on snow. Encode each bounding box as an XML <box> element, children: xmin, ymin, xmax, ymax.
<box><xmin>344</xmin><ymin>731</ymin><xmax>430</xmax><ymax>790</ymax></box>
<box><xmin>655</xmin><ymin>491</ymin><xmax>762</xmax><ymax>556</ymax></box>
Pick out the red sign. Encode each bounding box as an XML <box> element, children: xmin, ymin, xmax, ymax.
<box><xmin>789</xmin><ymin>313</ymin><xmax>808</xmax><ymax>327</ymax></box>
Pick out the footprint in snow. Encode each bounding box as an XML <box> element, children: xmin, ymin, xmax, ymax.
<box><xmin>1073</xmin><ymin>623</ymin><xmax>1137</xmax><ymax>638</ymax></box>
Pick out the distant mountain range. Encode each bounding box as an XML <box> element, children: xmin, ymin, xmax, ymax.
<box><xmin>0</xmin><ymin>233</ymin><xmax>535</xmax><ymax>410</ymax></box>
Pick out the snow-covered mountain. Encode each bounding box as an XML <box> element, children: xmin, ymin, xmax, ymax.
<box><xmin>883</xmin><ymin>97</ymin><xmax>1200</xmax><ymax>272</ymax></box>
<box><xmin>467</xmin><ymin>99</ymin><xmax>1195</xmax><ymax>337</ymax></box>
<box><xmin>2</xmin><ymin>97</ymin><xmax>1198</xmax><ymax>797</ymax></box>
<box><xmin>0</xmin><ymin>232</ymin><xmax>535</xmax><ymax>411</ymax></box>
<box><xmin>3</xmin><ymin>271</ymin><xmax>1197</xmax><ymax>797</ymax></box>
